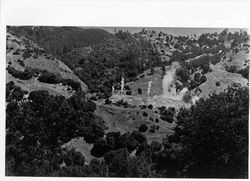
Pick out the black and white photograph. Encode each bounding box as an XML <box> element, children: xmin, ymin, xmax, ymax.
<box><xmin>1</xmin><ymin>0</ymin><xmax>250</xmax><ymax>180</ymax></box>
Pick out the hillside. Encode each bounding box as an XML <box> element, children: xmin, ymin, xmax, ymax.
<box><xmin>6</xmin><ymin>30</ymin><xmax>88</xmax><ymax>98</ymax></box>
<box><xmin>137</xmin><ymin>28</ymin><xmax>249</xmax><ymax>98</ymax></box>
<box><xmin>9</xmin><ymin>26</ymin><xmax>162</xmax><ymax>98</ymax></box>
<box><xmin>5</xmin><ymin>26</ymin><xmax>249</xmax><ymax>178</ymax></box>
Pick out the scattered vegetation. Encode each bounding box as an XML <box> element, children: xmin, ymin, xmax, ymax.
<box><xmin>6</xmin><ymin>27</ymin><xmax>249</xmax><ymax>178</ymax></box>
<box><xmin>7</xmin><ymin>66</ymin><xmax>34</xmax><ymax>80</ymax></box>
<box><xmin>37</xmin><ymin>70</ymin><xmax>81</xmax><ymax>91</ymax></box>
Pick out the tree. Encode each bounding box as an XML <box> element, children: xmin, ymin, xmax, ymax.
<box><xmin>176</xmin><ymin>67</ymin><xmax>190</xmax><ymax>83</ymax></box>
<box><xmin>6</xmin><ymin>89</ymin><xmax>106</xmax><ymax>176</ymax></box>
<box><xmin>138</xmin><ymin>88</ymin><xmax>142</xmax><ymax>95</ymax></box>
<box><xmin>104</xmin><ymin>148</ymin><xmax>155</xmax><ymax>177</ymax></box>
<box><xmin>226</xmin><ymin>65</ymin><xmax>237</xmax><ymax>73</ymax></box>
<box><xmin>138</xmin><ymin>124</ymin><xmax>148</xmax><ymax>132</ymax></box>
<box><xmin>104</xmin><ymin>148</ymin><xmax>131</xmax><ymax>177</ymax></box>
<box><xmin>170</xmin><ymin>84</ymin><xmax>248</xmax><ymax>178</ymax></box>
<box><xmin>237</xmin><ymin>66</ymin><xmax>249</xmax><ymax>79</ymax></box>
<box><xmin>91</xmin><ymin>138</ymin><xmax>111</xmax><ymax>157</ymax></box>
<box><xmin>194</xmin><ymin>73</ymin><xmax>201</xmax><ymax>82</ymax></box>
<box><xmin>199</xmin><ymin>75</ymin><xmax>207</xmax><ymax>83</ymax></box>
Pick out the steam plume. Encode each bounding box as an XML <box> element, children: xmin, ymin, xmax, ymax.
<box><xmin>162</xmin><ymin>62</ymin><xmax>187</xmax><ymax>101</ymax></box>
<box><xmin>147</xmin><ymin>81</ymin><xmax>152</xmax><ymax>96</ymax></box>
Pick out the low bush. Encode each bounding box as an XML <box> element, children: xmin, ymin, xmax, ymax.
<box><xmin>216</xmin><ymin>81</ymin><xmax>220</xmax><ymax>86</ymax></box>
<box><xmin>226</xmin><ymin>65</ymin><xmax>237</xmax><ymax>73</ymax></box>
<box><xmin>194</xmin><ymin>73</ymin><xmax>201</xmax><ymax>82</ymax></box>
<box><xmin>148</xmin><ymin>104</ymin><xmax>153</xmax><ymax>109</ymax></box>
<box><xmin>140</xmin><ymin>105</ymin><xmax>146</xmax><ymax>109</ymax></box>
<box><xmin>183</xmin><ymin>92</ymin><xmax>192</xmax><ymax>103</ymax></box>
<box><xmin>6</xmin><ymin>81</ymin><xmax>28</xmax><ymax>101</ymax></box>
<box><xmin>22</xmin><ymin>51</ymin><xmax>32</xmax><ymax>59</ymax></box>
<box><xmin>160</xmin><ymin>114</ymin><xmax>174</xmax><ymax>123</ymax></box>
<box><xmin>189</xmin><ymin>79</ymin><xmax>200</xmax><ymax>90</ymax></box>
<box><xmin>7</xmin><ymin>67</ymin><xmax>33</xmax><ymax>80</ymax></box>
<box><xmin>38</xmin><ymin>70</ymin><xmax>60</xmax><ymax>84</ymax></box>
<box><xmin>159</xmin><ymin>106</ymin><xmax>175</xmax><ymax>123</ymax></box>
<box><xmin>105</xmin><ymin>98</ymin><xmax>112</xmax><ymax>105</ymax></box>
<box><xmin>138</xmin><ymin>124</ymin><xmax>148</xmax><ymax>133</ymax></box>
<box><xmin>62</xmin><ymin>79</ymin><xmax>81</xmax><ymax>91</ymax></box>
<box><xmin>114</xmin><ymin>99</ymin><xmax>129</xmax><ymax>108</ymax></box>
<box><xmin>126</xmin><ymin>90</ymin><xmax>132</xmax><ymax>95</ymax></box>
<box><xmin>142</xmin><ymin>112</ymin><xmax>148</xmax><ymax>117</ymax></box>
<box><xmin>237</xmin><ymin>66</ymin><xmax>249</xmax><ymax>79</ymax></box>
<box><xmin>176</xmin><ymin>67</ymin><xmax>190</xmax><ymax>83</ymax></box>
<box><xmin>138</xmin><ymin>88</ymin><xmax>142</xmax><ymax>95</ymax></box>
<box><xmin>13</xmin><ymin>50</ymin><xmax>20</xmax><ymax>55</ymax></box>
<box><xmin>17</xmin><ymin>59</ymin><xmax>25</xmax><ymax>67</ymax></box>
<box><xmin>199</xmin><ymin>75</ymin><xmax>207</xmax><ymax>84</ymax></box>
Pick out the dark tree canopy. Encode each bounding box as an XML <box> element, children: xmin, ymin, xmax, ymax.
<box><xmin>166</xmin><ymin>83</ymin><xmax>249</xmax><ymax>178</ymax></box>
<box><xmin>6</xmin><ymin>89</ymin><xmax>105</xmax><ymax>176</ymax></box>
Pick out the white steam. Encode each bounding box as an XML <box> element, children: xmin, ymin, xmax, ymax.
<box><xmin>147</xmin><ymin>81</ymin><xmax>152</xmax><ymax>96</ymax></box>
<box><xmin>121</xmin><ymin>77</ymin><xmax>125</xmax><ymax>93</ymax></box>
<box><xmin>162</xmin><ymin>62</ymin><xmax>196</xmax><ymax>103</ymax></box>
<box><xmin>191</xmin><ymin>95</ymin><xmax>200</xmax><ymax>104</ymax></box>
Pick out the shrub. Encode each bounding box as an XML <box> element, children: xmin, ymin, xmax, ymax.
<box><xmin>149</xmin><ymin>125</ymin><xmax>157</xmax><ymax>133</ymax></box>
<box><xmin>13</xmin><ymin>50</ymin><xmax>20</xmax><ymax>55</ymax></box>
<box><xmin>182</xmin><ymin>92</ymin><xmax>192</xmax><ymax>103</ymax></box>
<box><xmin>142</xmin><ymin>112</ymin><xmax>148</xmax><ymax>117</ymax></box>
<box><xmin>6</xmin><ymin>82</ymin><xmax>28</xmax><ymax>102</ymax></box>
<box><xmin>62</xmin><ymin>79</ymin><xmax>81</xmax><ymax>91</ymax></box>
<box><xmin>64</xmin><ymin>149</ymin><xmax>85</xmax><ymax>167</ymax></box>
<box><xmin>114</xmin><ymin>99</ymin><xmax>129</xmax><ymax>108</ymax></box>
<box><xmin>124</xmin><ymin>85</ymin><xmax>130</xmax><ymax>90</ymax></box>
<box><xmin>201</xmin><ymin>63</ymin><xmax>210</xmax><ymax>74</ymax></box>
<box><xmin>160</xmin><ymin>114</ymin><xmax>174</xmax><ymax>123</ymax></box>
<box><xmin>139</xmin><ymin>74</ymin><xmax>145</xmax><ymax>78</ymax></box>
<box><xmin>105</xmin><ymin>98</ymin><xmax>112</xmax><ymax>105</ymax></box>
<box><xmin>91</xmin><ymin>138</ymin><xmax>111</xmax><ymax>158</ymax></box>
<box><xmin>199</xmin><ymin>75</ymin><xmax>207</xmax><ymax>84</ymax></box>
<box><xmin>216</xmin><ymin>81</ymin><xmax>220</xmax><ymax>86</ymax></box>
<box><xmin>138</xmin><ymin>88</ymin><xmax>142</xmax><ymax>95</ymax></box>
<box><xmin>38</xmin><ymin>70</ymin><xmax>60</xmax><ymax>84</ymax></box>
<box><xmin>237</xmin><ymin>66</ymin><xmax>249</xmax><ymax>79</ymax></box>
<box><xmin>176</xmin><ymin>68</ymin><xmax>190</xmax><ymax>83</ymax></box>
<box><xmin>168</xmin><ymin>107</ymin><xmax>176</xmax><ymax>114</ymax></box>
<box><xmin>148</xmin><ymin>104</ymin><xmax>153</xmax><ymax>109</ymax></box>
<box><xmin>22</xmin><ymin>51</ymin><xmax>32</xmax><ymax>59</ymax></box>
<box><xmin>7</xmin><ymin>67</ymin><xmax>33</xmax><ymax>80</ymax></box>
<box><xmin>189</xmin><ymin>79</ymin><xmax>200</xmax><ymax>90</ymax></box>
<box><xmin>159</xmin><ymin>107</ymin><xmax>175</xmax><ymax>123</ymax></box>
<box><xmin>226</xmin><ymin>65</ymin><xmax>237</xmax><ymax>73</ymax></box>
<box><xmin>138</xmin><ymin>124</ymin><xmax>148</xmax><ymax>133</ymax></box>
<box><xmin>158</xmin><ymin>106</ymin><xmax>166</xmax><ymax>114</ymax></box>
<box><xmin>140</xmin><ymin>105</ymin><xmax>146</xmax><ymax>109</ymax></box>
<box><xmin>194</xmin><ymin>73</ymin><xmax>201</xmax><ymax>82</ymax></box>
<box><xmin>17</xmin><ymin>59</ymin><xmax>25</xmax><ymax>67</ymax></box>
<box><xmin>126</xmin><ymin>90</ymin><xmax>132</xmax><ymax>95</ymax></box>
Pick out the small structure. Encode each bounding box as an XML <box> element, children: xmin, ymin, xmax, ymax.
<box><xmin>121</xmin><ymin>77</ymin><xmax>125</xmax><ymax>93</ymax></box>
<box><xmin>147</xmin><ymin>81</ymin><xmax>152</xmax><ymax>97</ymax></box>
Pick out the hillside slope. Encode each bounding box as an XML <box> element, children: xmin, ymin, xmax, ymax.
<box><xmin>6</xmin><ymin>31</ymin><xmax>88</xmax><ymax>97</ymax></box>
